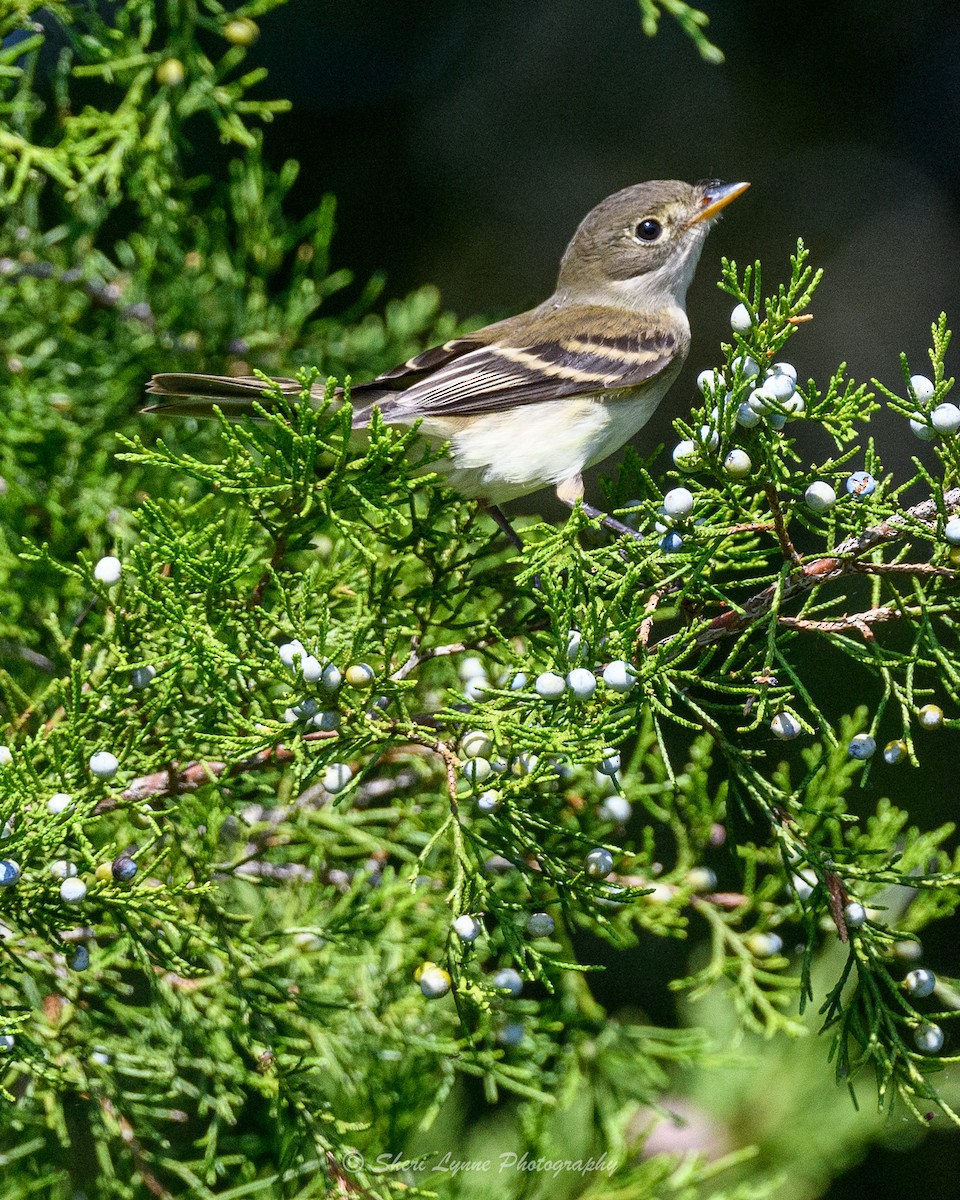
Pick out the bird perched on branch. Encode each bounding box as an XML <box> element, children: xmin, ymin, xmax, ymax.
<box><xmin>146</xmin><ymin>178</ymin><xmax>748</xmax><ymax>541</ymax></box>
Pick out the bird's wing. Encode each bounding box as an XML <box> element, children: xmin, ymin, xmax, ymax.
<box><xmin>352</xmin><ymin>306</ymin><xmax>684</xmax><ymax>424</ymax></box>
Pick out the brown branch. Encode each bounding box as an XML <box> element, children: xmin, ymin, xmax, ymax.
<box><xmin>94</xmin><ymin>730</ymin><xmax>339</xmax><ymax>813</ymax></box>
<box><xmin>777</xmin><ymin>605</ymin><xmax>907</xmax><ymax>638</ymax></box>
<box><xmin>763</xmin><ymin>483</ymin><xmax>801</xmax><ymax>565</ymax></box>
<box><xmin>636</xmin><ymin>583</ymin><xmax>678</xmax><ymax>654</ymax></box>
<box><xmin>678</xmin><ymin>486</ymin><xmax>960</xmax><ymax>650</ymax></box>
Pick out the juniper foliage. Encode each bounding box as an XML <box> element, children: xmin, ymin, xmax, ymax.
<box><xmin>0</xmin><ymin>4</ymin><xmax>958</xmax><ymax>1199</ymax></box>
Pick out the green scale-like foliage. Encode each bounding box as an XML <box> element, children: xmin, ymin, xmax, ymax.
<box><xmin>1</xmin><ymin>4</ymin><xmax>960</xmax><ymax>1199</ymax></box>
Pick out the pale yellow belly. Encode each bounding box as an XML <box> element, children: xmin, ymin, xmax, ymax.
<box><xmin>411</xmin><ymin>390</ymin><xmax>667</xmax><ymax>504</ymax></box>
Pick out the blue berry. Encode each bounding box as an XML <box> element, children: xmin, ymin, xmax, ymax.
<box><xmin>845</xmin><ymin>471</ymin><xmax>876</xmax><ymax>499</ymax></box>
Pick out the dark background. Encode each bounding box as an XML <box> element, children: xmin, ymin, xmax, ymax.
<box><xmin>242</xmin><ymin>2</ymin><xmax>960</xmax><ymax>1194</ymax></box>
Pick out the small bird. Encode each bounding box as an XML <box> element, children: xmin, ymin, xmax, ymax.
<box><xmin>146</xmin><ymin>179</ymin><xmax>748</xmax><ymax>541</ymax></box>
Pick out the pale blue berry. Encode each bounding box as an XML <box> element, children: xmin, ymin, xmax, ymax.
<box><xmin>509</xmin><ymin>672</ymin><xmax>527</xmax><ymax>691</ymax></box>
<box><xmin>672</xmin><ymin>440</ymin><xmax>699</xmax><ymax>471</ymax></box>
<box><xmin>566</xmin><ymin>668</ymin><xmax>596</xmax><ymax>700</ymax></box>
<box><xmin>312</xmin><ymin>710</ymin><xmax>341</xmax><ymax>732</ymax></box>
<box><xmin>525</xmin><ymin>911</ymin><xmax>555</xmax><ymax>937</ymax></box>
<box><xmin>910</xmin><ymin>415</ymin><xmax>937</xmax><ymax>441</ymax></box>
<box><xmin>461</xmin><ymin>729</ymin><xmax>493</xmax><ymax>759</ymax></box>
<box><xmin>770</xmin><ymin>361</ymin><xmax>798</xmax><ymax>382</ymax></box>
<box><xmin>49</xmin><ymin>859</ymin><xmax>77</xmax><ymax>880</ymax></box>
<box><xmin>804</xmin><ymin>481</ymin><xmax>836</xmax><ymax>513</ymax></box>
<box><xmin>459</xmin><ymin>656</ymin><xmax>486</xmax><ymax>681</ymax></box>
<box><xmin>904</xmin><ymin>968</ymin><xmax>936</xmax><ymax>998</ymax></box>
<box><xmin>602</xmin><ymin>660</ymin><xmax>637</xmax><ymax>692</ymax></box>
<box><xmin>584</xmin><ymin>847</ymin><xmax>614</xmax><ymax>878</ymax></box>
<box><xmin>493</xmin><ymin>967</ymin><xmax>523</xmax><ymax>996</ymax></box>
<box><xmin>915</xmin><ymin>1023</ymin><xmax>944</xmax><ymax>1054</ymax></box>
<box><xmin>932</xmin><ymin>403</ymin><xmax>960</xmax><ymax>435</ymax></box>
<box><xmin>848</xmin><ymin>733</ymin><xmax>876</xmax><ymax>760</ymax></box>
<box><xmin>660</xmin><ymin>531</ymin><xmax>683</xmax><ymax>553</ymax></box>
<box><xmin>278</xmin><ymin>640</ymin><xmax>304</xmax><ymax>669</ymax></box>
<box><xmin>599</xmin><ymin>794</ymin><xmax>631</xmax><ymax>822</ymax></box>
<box><xmin>130</xmin><ymin>665</ymin><xmax>156</xmax><ymax>689</ymax></box>
<box><xmin>320</xmin><ymin>663</ymin><xmax>342</xmax><ymax>692</ymax></box>
<box><xmin>909</xmin><ymin>374</ymin><xmax>935</xmax><ymax>404</ymax></box>
<box><xmin>662</xmin><ymin>486</ymin><xmax>694</xmax><ymax>518</ymax></box>
<box><xmin>944</xmin><ymin>518</ymin><xmax>960</xmax><ymax>545</ymax></box>
<box><xmin>845</xmin><ymin>471</ymin><xmax>876</xmax><ymax>499</ymax></box>
<box><xmin>730</xmin><ymin>303</ymin><xmax>753</xmax><ymax>333</ymax></box>
<box><xmin>764</xmin><ymin>372</ymin><xmax>796</xmax><ymax>401</ymax></box>
<box><xmin>844</xmin><ymin>901</ymin><xmax>867</xmax><ymax>929</ymax></box>
<box><xmin>476</xmin><ymin>790</ymin><xmax>500</xmax><ymax>814</ymax></box>
<box><xmin>566</xmin><ymin>629</ymin><xmax>588</xmax><ymax>661</ymax></box>
<box><xmin>89</xmin><ymin>751</ymin><xmax>118</xmax><ymax>779</ymax></box>
<box><xmin>723</xmin><ymin>449</ymin><xmax>752</xmax><ymax>478</ymax></box>
<box><xmin>299</xmin><ymin>654</ymin><xmax>324</xmax><ymax>683</ymax></box>
<box><xmin>597</xmin><ymin>749</ymin><xmax>621</xmax><ymax>775</ymax></box>
<box><xmin>697</xmin><ymin>369</ymin><xmax>723</xmax><ymax>394</ymax></box>
<box><xmin>736</xmin><ymin>401</ymin><xmax>760</xmax><ymax>428</ymax></box>
<box><xmin>770</xmin><ymin>712</ymin><xmax>801</xmax><ymax>740</ymax></box>
<box><xmin>535</xmin><ymin>671</ymin><xmax>566</xmax><ymax>700</ymax></box>
<box><xmin>746</xmin><ymin>931</ymin><xmax>783</xmax><ymax>958</ymax></box>
<box><xmin>418</xmin><ymin>965</ymin><xmax>451</xmax><ymax>999</ymax></box>
<box><xmin>47</xmin><ymin>792</ymin><xmax>72</xmax><ymax>815</ymax></box>
<box><xmin>698</xmin><ymin>425</ymin><xmax>720</xmax><ymax>451</ymax></box>
<box><xmin>731</xmin><ymin>354</ymin><xmax>761</xmax><ymax>379</ymax></box>
<box><xmin>323</xmin><ymin>762</ymin><xmax>353</xmax><ymax>793</ymax></box>
<box><xmin>60</xmin><ymin>877</ymin><xmax>87</xmax><ymax>903</ymax></box>
<box><xmin>462</xmin><ymin>757</ymin><xmax>492</xmax><ymax>785</ymax></box>
<box><xmin>453</xmin><ymin>914</ymin><xmax>483</xmax><ymax>942</ymax></box>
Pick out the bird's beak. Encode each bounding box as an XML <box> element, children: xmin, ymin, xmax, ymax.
<box><xmin>684</xmin><ymin>180</ymin><xmax>751</xmax><ymax>227</ymax></box>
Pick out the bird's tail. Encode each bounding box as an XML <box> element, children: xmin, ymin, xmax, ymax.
<box><xmin>143</xmin><ymin>373</ymin><xmax>330</xmax><ymax>419</ymax></box>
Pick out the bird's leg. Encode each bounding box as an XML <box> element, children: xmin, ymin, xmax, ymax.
<box><xmin>482</xmin><ymin>503</ymin><xmax>525</xmax><ymax>553</ymax></box>
<box><xmin>555</xmin><ymin>476</ymin><xmax>642</xmax><ymax>542</ymax></box>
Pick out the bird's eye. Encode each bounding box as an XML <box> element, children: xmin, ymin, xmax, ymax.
<box><xmin>634</xmin><ymin>218</ymin><xmax>662</xmax><ymax>242</ymax></box>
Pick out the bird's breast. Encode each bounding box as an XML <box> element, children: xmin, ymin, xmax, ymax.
<box><xmin>413</xmin><ymin>383</ymin><xmax>671</xmax><ymax>504</ymax></box>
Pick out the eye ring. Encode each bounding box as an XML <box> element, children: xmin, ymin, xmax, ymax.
<box><xmin>634</xmin><ymin>218</ymin><xmax>662</xmax><ymax>242</ymax></box>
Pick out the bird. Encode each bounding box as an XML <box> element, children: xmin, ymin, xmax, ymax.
<box><xmin>145</xmin><ymin>179</ymin><xmax>748</xmax><ymax>544</ymax></box>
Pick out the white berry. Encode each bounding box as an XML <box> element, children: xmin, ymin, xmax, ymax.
<box><xmin>566</xmin><ymin>668</ymin><xmax>596</xmax><ymax>700</ymax></box>
<box><xmin>566</xmin><ymin>629</ymin><xmax>587</xmax><ymax>661</ymax></box>
<box><xmin>461</xmin><ymin>730</ymin><xmax>493</xmax><ymax>759</ymax></box>
<box><xmin>476</xmin><ymin>790</ymin><xmax>500</xmax><ymax>814</ymax></box>
<box><xmin>463</xmin><ymin>757</ymin><xmax>492</xmax><ymax>785</ymax></box>
<box><xmin>697</xmin><ymin>368</ymin><xmax>723</xmax><ymax>394</ymax></box>
<box><xmin>602</xmin><ymin>660</ymin><xmax>637</xmax><ymax>692</ymax></box>
<box><xmin>723</xmin><ymin>449</ymin><xmax>752</xmax><ymax>478</ymax></box>
<box><xmin>453</xmin><ymin>914</ymin><xmax>483</xmax><ymax>942</ymax></box>
<box><xmin>298</xmin><ymin>654</ymin><xmax>324</xmax><ymax>683</ymax></box>
<box><xmin>730</xmin><ymin>303</ymin><xmax>753</xmax><ymax>332</ymax></box>
<box><xmin>804</xmin><ymin>481</ymin><xmax>836</xmax><ymax>513</ymax></box>
<box><xmin>944</xmin><ymin>518</ymin><xmax>960</xmax><ymax>545</ymax></box>
<box><xmin>731</xmin><ymin>354</ymin><xmax>761</xmax><ymax>379</ymax></box>
<box><xmin>93</xmin><ymin>556</ymin><xmax>122</xmax><ymax>585</ymax></box>
<box><xmin>0</xmin><ymin>747</ymin><xmax>11</xmax><ymax>766</ymax></box>
<box><xmin>672</xmin><ymin>440</ymin><xmax>699</xmax><ymax>471</ymax></box>
<box><xmin>535</xmin><ymin>672</ymin><xmax>566</xmax><ymax>700</ymax></box>
<box><xmin>278</xmin><ymin>640</ymin><xmax>304</xmax><ymax>669</ymax></box>
<box><xmin>770</xmin><ymin>712</ymin><xmax>801</xmax><ymax>740</ymax></box>
<box><xmin>418</xmin><ymin>965</ymin><xmax>451</xmax><ymax>999</ymax></box>
<box><xmin>599</xmin><ymin>794</ymin><xmax>631</xmax><ymax>822</ymax></box>
<box><xmin>662</xmin><ymin>487</ymin><xmax>694</xmax><ymax>518</ymax></box>
<box><xmin>909</xmin><ymin>374</ymin><xmax>935</xmax><ymax>404</ymax></box>
<box><xmin>597</xmin><ymin>749</ymin><xmax>621</xmax><ymax>775</ymax></box>
<box><xmin>60</xmin><ymin>877</ymin><xmax>87</xmax><ymax>904</ymax></box>
<box><xmin>49</xmin><ymin>859</ymin><xmax>77</xmax><ymax>880</ymax></box>
<box><xmin>770</xmin><ymin>361</ymin><xmax>798</xmax><ymax>382</ymax></box>
<box><xmin>323</xmin><ymin>762</ymin><xmax>353</xmax><ymax>793</ymax></box>
<box><xmin>843</xmin><ymin>901</ymin><xmax>867</xmax><ymax>929</ymax></box>
<box><xmin>48</xmin><ymin>792</ymin><xmax>73</xmax><ymax>814</ymax></box>
<box><xmin>458</xmin><ymin>657</ymin><xmax>486</xmax><ymax>681</ymax></box>
<box><xmin>89</xmin><ymin>751</ymin><xmax>118</xmax><ymax>779</ymax></box>
<box><xmin>931</xmin><ymin>403</ymin><xmax>960</xmax><ymax>435</ymax></box>
<box><xmin>910</xmin><ymin>415</ymin><xmax>937</xmax><ymax>441</ymax></box>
